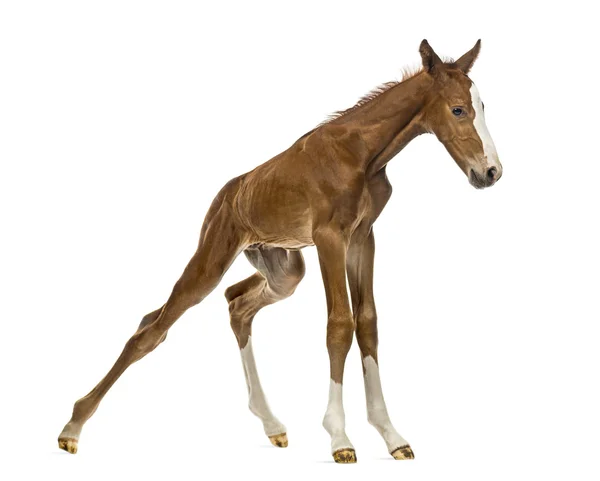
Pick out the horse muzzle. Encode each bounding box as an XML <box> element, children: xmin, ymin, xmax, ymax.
<box><xmin>469</xmin><ymin>163</ymin><xmax>502</xmax><ymax>189</ymax></box>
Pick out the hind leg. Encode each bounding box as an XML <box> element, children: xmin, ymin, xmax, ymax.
<box><xmin>59</xmin><ymin>304</ymin><xmax>168</xmax><ymax>452</ymax></box>
<box><xmin>58</xmin><ymin>203</ymin><xmax>248</xmax><ymax>453</ymax></box>
<box><xmin>137</xmin><ymin>306</ymin><xmax>167</xmax><ymax>343</ymax></box>
<box><xmin>225</xmin><ymin>247</ymin><xmax>305</xmax><ymax>447</ymax></box>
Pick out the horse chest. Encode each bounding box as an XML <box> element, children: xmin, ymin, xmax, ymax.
<box><xmin>358</xmin><ymin>173</ymin><xmax>393</xmax><ymax>226</ymax></box>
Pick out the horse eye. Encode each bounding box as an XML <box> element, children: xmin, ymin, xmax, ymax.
<box><xmin>452</xmin><ymin>107</ymin><xmax>463</xmax><ymax>116</ymax></box>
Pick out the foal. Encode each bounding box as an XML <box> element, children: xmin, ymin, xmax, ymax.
<box><xmin>59</xmin><ymin>40</ymin><xmax>502</xmax><ymax>463</ymax></box>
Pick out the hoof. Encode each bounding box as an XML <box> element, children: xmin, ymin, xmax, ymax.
<box><xmin>268</xmin><ymin>433</ymin><xmax>288</xmax><ymax>448</ymax></box>
<box><xmin>391</xmin><ymin>444</ymin><xmax>414</xmax><ymax>460</ymax></box>
<box><xmin>333</xmin><ymin>448</ymin><xmax>357</xmax><ymax>463</ymax></box>
<box><xmin>58</xmin><ymin>437</ymin><xmax>78</xmax><ymax>454</ymax></box>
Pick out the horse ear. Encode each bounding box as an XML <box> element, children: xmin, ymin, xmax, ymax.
<box><xmin>453</xmin><ymin>39</ymin><xmax>481</xmax><ymax>74</ymax></box>
<box><xmin>419</xmin><ymin>39</ymin><xmax>443</xmax><ymax>73</ymax></box>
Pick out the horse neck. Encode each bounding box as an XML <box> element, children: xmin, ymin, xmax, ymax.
<box><xmin>327</xmin><ymin>72</ymin><xmax>433</xmax><ymax>176</ymax></box>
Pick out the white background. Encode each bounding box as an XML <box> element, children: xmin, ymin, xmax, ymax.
<box><xmin>1</xmin><ymin>1</ymin><xmax>599</xmax><ymax>480</ymax></box>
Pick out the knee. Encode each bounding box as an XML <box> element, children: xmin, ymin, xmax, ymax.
<box><xmin>326</xmin><ymin>315</ymin><xmax>354</xmax><ymax>353</ymax></box>
<box><xmin>355</xmin><ymin>308</ymin><xmax>378</xmax><ymax>357</ymax></box>
<box><xmin>356</xmin><ymin>305</ymin><xmax>377</xmax><ymax>325</ymax></box>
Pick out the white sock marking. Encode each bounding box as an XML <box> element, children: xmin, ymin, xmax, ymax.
<box><xmin>240</xmin><ymin>336</ymin><xmax>286</xmax><ymax>436</ymax></box>
<box><xmin>323</xmin><ymin>379</ymin><xmax>354</xmax><ymax>453</ymax></box>
<box><xmin>363</xmin><ymin>355</ymin><xmax>408</xmax><ymax>452</ymax></box>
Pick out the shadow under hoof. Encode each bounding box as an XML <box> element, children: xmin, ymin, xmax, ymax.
<box><xmin>268</xmin><ymin>433</ymin><xmax>288</xmax><ymax>448</ymax></box>
<box><xmin>58</xmin><ymin>438</ymin><xmax>78</xmax><ymax>454</ymax></box>
<box><xmin>333</xmin><ymin>448</ymin><xmax>357</xmax><ymax>463</ymax></box>
<box><xmin>391</xmin><ymin>444</ymin><xmax>414</xmax><ymax>460</ymax></box>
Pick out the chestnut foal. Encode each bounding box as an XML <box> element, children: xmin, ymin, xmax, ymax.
<box><xmin>59</xmin><ymin>40</ymin><xmax>502</xmax><ymax>463</ymax></box>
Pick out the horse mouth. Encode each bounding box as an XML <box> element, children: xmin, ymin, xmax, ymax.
<box><xmin>468</xmin><ymin>169</ymin><xmax>488</xmax><ymax>189</ymax></box>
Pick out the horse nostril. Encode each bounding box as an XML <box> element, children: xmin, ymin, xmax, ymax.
<box><xmin>486</xmin><ymin>167</ymin><xmax>497</xmax><ymax>182</ymax></box>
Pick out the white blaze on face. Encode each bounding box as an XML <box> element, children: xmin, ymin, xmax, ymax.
<box><xmin>469</xmin><ymin>82</ymin><xmax>500</xmax><ymax>168</ymax></box>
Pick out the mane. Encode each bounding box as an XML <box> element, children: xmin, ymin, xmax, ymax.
<box><xmin>317</xmin><ymin>58</ymin><xmax>454</xmax><ymax>127</ymax></box>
